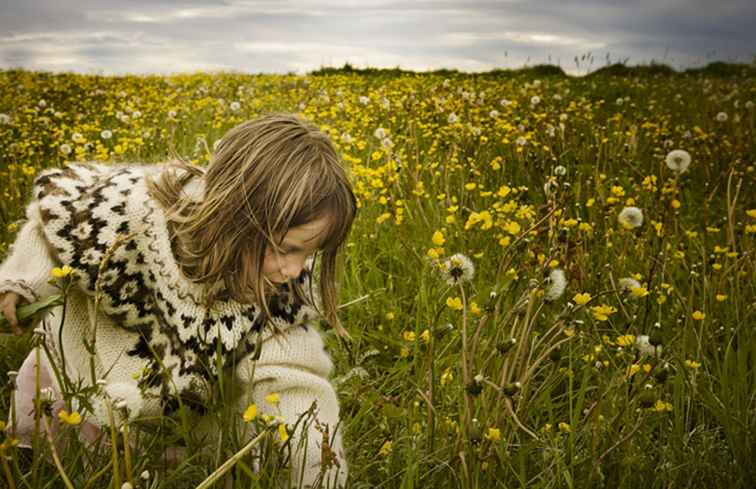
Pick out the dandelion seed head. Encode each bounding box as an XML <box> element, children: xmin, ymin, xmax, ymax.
<box><xmin>374</xmin><ymin>127</ymin><xmax>386</xmax><ymax>139</ymax></box>
<box><xmin>229</xmin><ymin>101</ymin><xmax>241</xmax><ymax>112</ymax></box>
<box><xmin>618</xmin><ymin>277</ymin><xmax>641</xmax><ymax>292</ymax></box>
<box><xmin>59</xmin><ymin>144</ymin><xmax>72</xmax><ymax>155</ymax></box>
<box><xmin>100</xmin><ymin>129</ymin><xmax>112</xmax><ymax>140</ymax></box>
<box><xmin>0</xmin><ymin>113</ymin><xmax>11</xmax><ymax>124</ymax></box>
<box><xmin>715</xmin><ymin>111</ymin><xmax>728</xmax><ymax>122</ymax></box>
<box><xmin>618</xmin><ymin>206</ymin><xmax>644</xmax><ymax>229</ymax></box>
<box><xmin>441</xmin><ymin>253</ymin><xmax>475</xmax><ymax>285</ymax></box>
<box><xmin>448</xmin><ymin>113</ymin><xmax>459</xmax><ymax>124</ymax></box>
<box><xmin>665</xmin><ymin>149</ymin><xmax>691</xmax><ymax>173</ymax></box>
<box><xmin>544</xmin><ymin>269</ymin><xmax>567</xmax><ymax>302</ymax></box>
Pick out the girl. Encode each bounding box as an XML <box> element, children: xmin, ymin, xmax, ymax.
<box><xmin>0</xmin><ymin>112</ymin><xmax>356</xmax><ymax>487</ymax></box>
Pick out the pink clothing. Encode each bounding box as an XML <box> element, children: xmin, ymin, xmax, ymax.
<box><xmin>11</xmin><ymin>348</ymin><xmax>101</xmax><ymax>448</ymax></box>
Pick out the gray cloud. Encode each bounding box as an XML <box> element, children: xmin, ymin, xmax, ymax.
<box><xmin>0</xmin><ymin>0</ymin><xmax>753</xmax><ymax>75</ymax></box>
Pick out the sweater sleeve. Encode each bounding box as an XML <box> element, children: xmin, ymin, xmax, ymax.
<box><xmin>236</xmin><ymin>323</ymin><xmax>348</xmax><ymax>488</ymax></box>
<box><xmin>0</xmin><ymin>202</ymin><xmax>60</xmax><ymax>304</ymax></box>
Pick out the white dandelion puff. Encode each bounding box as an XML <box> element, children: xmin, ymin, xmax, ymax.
<box><xmin>341</xmin><ymin>133</ymin><xmax>353</xmax><ymax>144</ymax></box>
<box><xmin>618</xmin><ymin>207</ymin><xmax>644</xmax><ymax>229</ymax></box>
<box><xmin>544</xmin><ymin>269</ymin><xmax>567</xmax><ymax>302</ymax></box>
<box><xmin>500</xmin><ymin>98</ymin><xmax>512</xmax><ymax>107</ymax></box>
<box><xmin>530</xmin><ymin>95</ymin><xmax>541</xmax><ymax>106</ymax></box>
<box><xmin>441</xmin><ymin>253</ymin><xmax>475</xmax><ymax>286</ymax></box>
<box><xmin>358</xmin><ymin>95</ymin><xmax>370</xmax><ymax>106</ymax></box>
<box><xmin>448</xmin><ymin>113</ymin><xmax>459</xmax><ymax>124</ymax></box>
<box><xmin>374</xmin><ymin>127</ymin><xmax>386</xmax><ymax>139</ymax></box>
<box><xmin>635</xmin><ymin>335</ymin><xmax>660</xmax><ymax>356</ymax></box>
<box><xmin>71</xmin><ymin>132</ymin><xmax>84</xmax><ymax>143</ymax></box>
<box><xmin>168</xmin><ymin>110</ymin><xmax>177</xmax><ymax>118</ymax></box>
<box><xmin>665</xmin><ymin>149</ymin><xmax>691</xmax><ymax>173</ymax></box>
<box><xmin>59</xmin><ymin>144</ymin><xmax>72</xmax><ymax>155</ymax></box>
<box><xmin>381</xmin><ymin>137</ymin><xmax>394</xmax><ymax>149</ymax></box>
<box><xmin>618</xmin><ymin>277</ymin><xmax>641</xmax><ymax>293</ymax></box>
<box><xmin>0</xmin><ymin>113</ymin><xmax>11</xmax><ymax>124</ymax></box>
<box><xmin>489</xmin><ymin>109</ymin><xmax>500</xmax><ymax>118</ymax></box>
<box><xmin>100</xmin><ymin>129</ymin><xmax>112</xmax><ymax>140</ymax></box>
<box><xmin>229</xmin><ymin>101</ymin><xmax>241</xmax><ymax>112</ymax></box>
<box><xmin>745</xmin><ymin>100</ymin><xmax>754</xmax><ymax>109</ymax></box>
<box><xmin>516</xmin><ymin>136</ymin><xmax>528</xmax><ymax>146</ymax></box>
<box><xmin>553</xmin><ymin>165</ymin><xmax>567</xmax><ymax>176</ymax></box>
<box><xmin>715</xmin><ymin>111</ymin><xmax>728</xmax><ymax>122</ymax></box>
<box><xmin>38</xmin><ymin>99</ymin><xmax>47</xmax><ymax>108</ymax></box>
<box><xmin>131</xmin><ymin>110</ymin><xmax>141</xmax><ymax>119</ymax></box>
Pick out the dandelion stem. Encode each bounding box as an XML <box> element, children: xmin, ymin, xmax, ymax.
<box><xmin>42</xmin><ymin>417</ymin><xmax>75</xmax><ymax>489</ymax></box>
<box><xmin>195</xmin><ymin>430</ymin><xmax>269</xmax><ymax>489</ymax></box>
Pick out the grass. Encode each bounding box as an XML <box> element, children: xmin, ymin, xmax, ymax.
<box><xmin>0</xmin><ymin>63</ymin><xmax>755</xmax><ymax>488</ymax></box>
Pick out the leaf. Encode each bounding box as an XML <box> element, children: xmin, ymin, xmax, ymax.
<box><xmin>0</xmin><ymin>294</ymin><xmax>64</xmax><ymax>330</ymax></box>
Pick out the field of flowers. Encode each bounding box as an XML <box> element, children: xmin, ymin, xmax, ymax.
<box><xmin>0</xmin><ymin>65</ymin><xmax>754</xmax><ymax>488</ymax></box>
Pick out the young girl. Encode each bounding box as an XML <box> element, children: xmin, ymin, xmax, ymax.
<box><xmin>0</xmin><ymin>112</ymin><xmax>356</xmax><ymax>487</ymax></box>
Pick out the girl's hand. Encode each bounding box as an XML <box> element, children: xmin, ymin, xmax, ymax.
<box><xmin>0</xmin><ymin>292</ymin><xmax>23</xmax><ymax>335</ymax></box>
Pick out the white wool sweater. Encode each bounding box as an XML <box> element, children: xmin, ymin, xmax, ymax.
<box><xmin>0</xmin><ymin>162</ymin><xmax>347</xmax><ymax>487</ymax></box>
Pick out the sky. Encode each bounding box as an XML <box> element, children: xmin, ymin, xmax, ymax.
<box><xmin>0</xmin><ymin>0</ymin><xmax>754</xmax><ymax>76</ymax></box>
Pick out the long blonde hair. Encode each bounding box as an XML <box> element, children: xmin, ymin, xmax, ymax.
<box><xmin>147</xmin><ymin>113</ymin><xmax>357</xmax><ymax>336</ymax></box>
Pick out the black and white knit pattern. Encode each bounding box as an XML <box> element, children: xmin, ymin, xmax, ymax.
<box><xmin>32</xmin><ymin>162</ymin><xmax>318</xmax><ymax>389</ymax></box>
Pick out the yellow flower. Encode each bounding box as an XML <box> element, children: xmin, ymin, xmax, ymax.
<box><xmin>691</xmin><ymin>310</ymin><xmax>705</xmax><ymax>321</ymax></box>
<box><xmin>440</xmin><ymin>367</ymin><xmax>454</xmax><ymax>386</ymax></box>
<box><xmin>484</xmin><ymin>427</ymin><xmax>501</xmax><ymax>442</ymax></box>
<box><xmin>591</xmin><ymin>304</ymin><xmax>617</xmax><ymax>321</ymax></box>
<box><xmin>57</xmin><ymin>410</ymin><xmax>82</xmax><ymax>426</ymax></box>
<box><xmin>503</xmin><ymin>220</ymin><xmax>521</xmax><ymax>235</ymax></box>
<box><xmin>630</xmin><ymin>286</ymin><xmax>649</xmax><ymax>298</ymax></box>
<box><xmin>715</xmin><ymin>294</ymin><xmax>727</xmax><ymax>302</ymax></box>
<box><xmin>470</xmin><ymin>302</ymin><xmax>482</xmax><ymax>316</ymax></box>
<box><xmin>558</xmin><ymin>421</ymin><xmax>572</xmax><ymax>433</ymax></box>
<box><xmin>653</xmin><ymin>400</ymin><xmax>673</xmax><ymax>412</ymax></box>
<box><xmin>265</xmin><ymin>393</ymin><xmax>280</xmax><ymax>406</ymax></box>
<box><xmin>51</xmin><ymin>265</ymin><xmax>73</xmax><ymax>278</ymax></box>
<box><xmin>385</xmin><ymin>312</ymin><xmax>395</xmax><ymax>320</ymax></box>
<box><xmin>464</xmin><ymin>182</ymin><xmax>477</xmax><ymax>190</ymax></box>
<box><xmin>586</xmin><ymin>198</ymin><xmax>595</xmax><ymax>208</ymax></box>
<box><xmin>243</xmin><ymin>404</ymin><xmax>257</xmax><ymax>422</ymax></box>
<box><xmin>685</xmin><ymin>359</ymin><xmax>701</xmax><ymax>369</ymax></box>
<box><xmin>497</xmin><ymin>185</ymin><xmax>511</xmax><ymax>198</ymax></box>
<box><xmin>402</xmin><ymin>331</ymin><xmax>416</xmax><ymax>342</ymax></box>
<box><xmin>431</xmin><ymin>230</ymin><xmax>445</xmax><ymax>246</ymax></box>
<box><xmin>573</xmin><ymin>293</ymin><xmax>591</xmax><ymax>306</ymax></box>
<box><xmin>626</xmin><ymin>364</ymin><xmax>641</xmax><ymax>378</ymax></box>
<box><xmin>277</xmin><ymin>423</ymin><xmax>289</xmax><ymax>443</ymax></box>
<box><xmin>548</xmin><ymin>259</ymin><xmax>559</xmax><ymax>269</ymax></box>
<box><xmin>616</xmin><ymin>334</ymin><xmax>635</xmax><ymax>347</ymax></box>
<box><xmin>446</xmin><ymin>297</ymin><xmax>463</xmax><ymax>311</ymax></box>
<box><xmin>0</xmin><ymin>420</ymin><xmax>6</xmax><ymax>432</ymax></box>
<box><xmin>378</xmin><ymin>440</ymin><xmax>393</xmax><ymax>456</ymax></box>
<box><xmin>420</xmin><ymin>329</ymin><xmax>430</xmax><ymax>344</ymax></box>
<box><xmin>746</xmin><ymin>209</ymin><xmax>756</xmax><ymax>219</ymax></box>
<box><xmin>671</xmin><ymin>199</ymin><xmax>681</xmax><ymax>209</ymax></box>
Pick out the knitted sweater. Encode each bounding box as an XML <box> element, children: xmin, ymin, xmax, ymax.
<box><xmin>0</xmin><ymin>162</ymin><xmax>347</xmax><ymax>487</ymax></box>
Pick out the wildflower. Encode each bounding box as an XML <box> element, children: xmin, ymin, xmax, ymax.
<box><xmin>544</xmin><ymin>269</ymin><xmax>567</xmax><ymax>302</ymax></box>
<box><xmin>168</xmin><ymin>110</ymin><xmax>177</xmax><ymax>118</ymax></box>
<box><xmin>340</xmin><ymin>133</ymin><xmax>353</xmax><ymax>144</ymax></box>
<box><xmin>402</xmin><ymin>331</ymin><xmax>416</xmax><ymax>342</ymax></box>
<box><xmin>59</xmin><ymin>144</ymin><xmax>72</xmax><ymax>156</ymax></box>
<box><xmin>489</xmin><ymin>109</ymin><xmax>500</xmax><ymax>118</ymax></box>
<box><xmin>558</xmin><ymin>421</ymin><xmax>571</xmax><ymax>433</ymax></box>
<box><xmin>573</xmin><ymin>292</ymin><xmax>591</xmax><ymax>306</ymax></box>
<box><xmin>229</xmin><ymin>101</ymin><xmax>241</xmax><ymax>112</ymax></box>
<box><xmin>51</xmin><ymin>265</ymin><xmax>73</xmax><ymax>278</ymax></box>
<box><xmin>447</xmin><ymin>113</ymin><xmax>459</xmax><ymax>124</ymax></box>
<box><xmin>530</xmin><ymin>95</ymin><xmax>541</xmax><ymax>106</ymax></box>
<box><xmin>100</xmin><ymin>129</ymin><xmax>113</xmax><ymax>140</ymax></box>
<box><xmin>446</xmin><ymin>297</ymin><xmax>464</xmax><ymax>311</ymax></box>
<box><xmin>358</xmin><ymin>95</ymin><xmax>370</xmax><ymax>106</ymax></box>
<box><xmin>515</xmin><ymin>136</ymin><xmax>527</xmax><ymax>146</ymax></box>
<box><xmin>431</xmin><ymin>230</ymin><xmax>445</xmax><ymax>246</ymax></box>
<box><xmin>440</xmin><ymin>367</ymin><xmax>454</xmax><ymax>385</ymax></box>
<box><xmin>441</xmin><ymin>254</ymin><xmax>475</xmax><ymax>286</ymax></box>
<box><xmin>140</xmin><ymin>470</ymin><xmax>151</xmax><ymax>480</ymax></box>
<box><xmin>470</xmin><ymin>302</ymin><xmax>481</xmax><ymax>316</ymax></box>
<box><xmin>554</xmin><ymin>165</ymin><xmax>567</xmax><ymax>176</ymax></box>
<box><xmin>385</xmin><ymin>312</ymin><xmax>395</xmax><ymax>321</ymax></box>
<box><xmin>278</xmin><ymin>423</ymin><xmax>289</xmax><ymax>443</ymax></box>
<box><xmin>618</xmin><ymin>206</ymin><xmax>644</xmax><ymax>229</ymax></box>
<box><xmin>635</xmin><ymin>335</ymin><xmax>659</xmax><ymax>356</ymax></box>
<box><xmin>57</xmin><ymin>409</ymin><xmax>82</xmax><ymax>425</ymax></box>
<box><xmin>377</xmin><ymin>440</ymin><xmax>394</xmax><ymax>457</ymax></box>
<box><xmin>71</xmin><ymin>132</ymin><xmax>84</xmax><ymax>143</ymax></box>
<box><xmin>691</xmin><ymin>310</ymin><xmax>705</xmax><ymax>321</ymax></box>
<box><xmin>591</xmin><ymin>304</ymin><xmax>617</xmax><ymax>321</ymax></box>
<box><xmin>484</xmin><ymin>427</ymin><xmax>501</xmax><ymax>442</ymax></box>
<box><xmin>243</xmin><ymin>403</ymin><xmax>257</xmax><ymax>422</ymax></box>
<box><xmin>503</xmin><ymin>220</ymin><xmax>521</xmax><ymax>235</ymax></box>
<box><xmin>715</xmin><ymin>294</ymin><xmax>727</xmax><ymax>302</ymax></box>
<box><xmin>685</xmin><ymin>359</ymin><xmax>701</xmax><ymax>369</ymax></box>
<box><xmin>616</xmin><ymin>334</ymin><xmax>635</xmax><ymax>347</ymax></box>
<box><xmin>746</xmin><ymin>209</ymin><xmax>756</xmax><ymax>219</ymax></box>
<box><xmin>420</xmin><ymin>329</ymin><xmax>430</xmax><ymax>344</ymax></box>
<box><xmin>626</xmin><ymin>363</ymin><xmax>641</xmax><ymax>377</ymax></box>
<box><xmin>381</xmin><ymin>137</ymin><xmax>393</xmax><ymax>149</ymax></box>
<box><xmin>665</xmin><ymin>149</ymin><xmax>691</xmax><ymax>173</ymax></box>
<box><xmin>265</xmin><ymin>392</ymin><xmax>280</xmax><ymax>405</ymax></box>
<box><xmin>715</xmin><ymin>111</ymin><xmax>728</xmax><ymax>122</ymax></box>
<box><xmin>653</xmin><ymin>400</ymin><xmax>673</xmax><ymax>412</ymax></box>
<box><xmin>373</xmin><ymin>127</ymin><xmax>386</xmax><ymax>139</ymax></box>
<box><xmin>121</xmin><ymin>483</ymin><xmax>133</xmax><ymax>489</ymax></box>
<box><xmin>0</xmin><ymin>113</ymin><xmax>11</xmax><ymax>124</ymax></box>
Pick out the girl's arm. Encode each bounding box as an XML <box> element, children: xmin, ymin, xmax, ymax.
<box><xmin>236</xmin><ymin>323</ymin><xmax>348</xmax><ymax>488</ymax></box>
<box><xmin>0</xmin><ymin>202</ymin><xmax>60</xmax><ymax>306</ymax></box>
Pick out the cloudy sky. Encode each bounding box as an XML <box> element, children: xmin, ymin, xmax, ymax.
<box><xmin>0</xmin><ymin>0</ymin><xmax>754</xmax><ymax>76</ymax></box>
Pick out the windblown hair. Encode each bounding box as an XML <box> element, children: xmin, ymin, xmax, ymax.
<box><xmin>147</xmin><ymin>113</ymin><xmax>357</xmax><ymax>336</ymax></box>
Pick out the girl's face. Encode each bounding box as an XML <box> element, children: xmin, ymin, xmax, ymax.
<box><xmin>262</xmin><ymin>215</ymin><xmax>330</xmax><ymax>285</ymax></box>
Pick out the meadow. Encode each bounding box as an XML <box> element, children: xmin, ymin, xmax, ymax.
<box><xmin>0</xmin><ymin>63</ymin><xmax>754</xmax><ymax>488</ymax></box>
